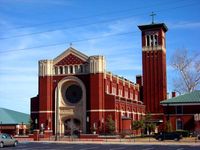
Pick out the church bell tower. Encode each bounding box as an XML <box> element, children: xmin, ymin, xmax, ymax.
<box><xmin>138</xmin><ymin>21</ymin><xmax>168</xmax><ymax>116</ymax></box>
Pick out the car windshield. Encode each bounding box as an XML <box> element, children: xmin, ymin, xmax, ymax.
<box><xmin>0</xmin><ymin>134</ymin><xmax>12</xmax><ymax>139</ymax></box>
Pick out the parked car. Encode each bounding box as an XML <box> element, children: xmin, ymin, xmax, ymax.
<box><xmin>155</xmin><ymin>132</ymin><xmax>182</xmax><ymax>141</ymax></box>
<box><xmin>0</xmin><ymin>133</ymin><xmax>18</xmax><ymax>148</ymax></box>
<box><xmin>197</xmin><ymin>134</ymin><xmax>200</xmax><ymax>140</ymax></box>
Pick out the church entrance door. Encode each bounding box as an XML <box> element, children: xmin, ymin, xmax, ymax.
<box><xmin>64</xmin><ymin>118</ymin><xmax>81</xmax><ymax>136</ymax></box>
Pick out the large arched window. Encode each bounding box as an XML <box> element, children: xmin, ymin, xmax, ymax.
<box><xmin>55</xmin><ymin>66</ymin><xmax>58</xmax><ymax>75</ymax></box>
<box><xmin>80</xmin><ymin>65</ymin><xmax>83</xmax><ymax>73</ymax></box>
<box><xmin>65</xmin><ymin>66</ymin><xmax>68</xmax><ymax>74</ymax></box>
<box><xmin>75</xmin><ymin>65</ymin><xmax>78</xmax><ymax>73</ymax></box>
<box><xmin>150</xmin><ymin>35</ymin><xmax>154</xmax><ymax>46</ymax></box>
<box><xmin>146</xmin><ymin>34</ymin><xmax>158</xmax><ymax>46</ymax></box>
<box><xmin>146</xmin><ymin>35</ymin><xmax>150</xmax><ymax>46</ymax></box>
<box><xmin>70</xmin><ymin>66</ymin><xmax>73</xmax><ymax>74</ymax></box>
<box><xmin>154</xmin><ymin>35</ymin><xmax>158</xmax><ymax>46</ymax></box>
<box><xmin>60</xmin><ymin>66</ymin><xmax>63</xmax><ymax>74</ymax></box>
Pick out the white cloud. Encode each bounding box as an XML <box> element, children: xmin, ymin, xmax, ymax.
<box><xmin>169</xmin><ymin>21</ymin><xmax>200</xmax><ymax>29</ymax></box>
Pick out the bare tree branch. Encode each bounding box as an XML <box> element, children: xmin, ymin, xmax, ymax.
<box><xmin>170</xmin><ymin>48</ymin><xmax>200</xmax><ymax>94</ymax></box>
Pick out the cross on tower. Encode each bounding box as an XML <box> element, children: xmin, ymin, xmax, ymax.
<box><xmin>69</xmin><ymin>42</ymin><xmax>73</xmax><ymax>47</ymax></box>
<box><xmin>150</xmin><ymin>12</ymin><xmax>156</xmax><ymax>24</ymax></box>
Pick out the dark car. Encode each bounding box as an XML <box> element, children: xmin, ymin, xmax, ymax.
<box><xmin>197</xmin><ymin>134</ymin><xmax>200</xmax><ymax>140</ymax></box>
<box><xmin>0</xmin><ymin>133</ymin><xmax>18</xmax><ymax>148</ymax></box>
<box><xmin>155</xmin><ymin>132</ymin><xmax>182</xmax><ymax>141</ymax></box>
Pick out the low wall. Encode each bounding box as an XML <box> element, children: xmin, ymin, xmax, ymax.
<box><xmin>14</xmin><ymin>135</ymin><xmax>34</xmax><ymax>142</ymax></box>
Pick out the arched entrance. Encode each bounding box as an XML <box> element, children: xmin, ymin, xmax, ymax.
<box><xmin>64</xmin><ymin>118</ymin><xmax>81</xmax><ymax>136</ymax></box>
<box><xmin>55</xmin><ymin>76</ymin><xmax>87</xmax><ymax>135</ymax></box>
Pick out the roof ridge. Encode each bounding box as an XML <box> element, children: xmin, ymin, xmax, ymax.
<box><xmin>161</xmin><ymin>90</ymin><xmax>200</xmax><ymax>104</ymax></box>
<box><xmin>0</xmin><ymin>107</ymin><xmax>28</xmax><ymax>115</ymax></box>
<box><xmin>0</xmin><ymin>108</ymin><xmax>29</xmax><ymax>124</ymax></box>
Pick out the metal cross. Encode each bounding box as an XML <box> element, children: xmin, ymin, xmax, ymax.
<box><xmin>70</xmin><ymin>42</ymin><xmax>73</xmax><ymax>47</ymax></box>
<box><xmin>150</xmin><ymin>12</ymin><xmax>156</xmax><ymax>24</ymax></box>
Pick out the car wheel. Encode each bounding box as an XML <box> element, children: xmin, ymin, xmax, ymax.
<box><xmin>0</xmin><ymin>142</ymin><xmax>4</xmax><ymax>148</ymax></box>
<box><xmin>13</xmin><ymin>141</ymin><xmax>18</xmax><ymax>147</ymax></box>
<box><xmin>198</xmin><ymin>135</ymin><xmax>200</xmax><ymax>140</ymax></box>
<box><xmin>158</xmin><ymin>138</ymin><xmax>162</xmax><ymax>141</ymax></box>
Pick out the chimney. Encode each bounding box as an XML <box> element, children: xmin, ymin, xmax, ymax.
<box><xmin>172</xmin><ymin>91</ymin><xmax>176</xmax><ymax>97</ymax></box>
<box><xmin>136</xmin><ymin>75</ymin><xmax>143</xmax><ymax>86</ymax></box>
<box><xmin>167</xmin><ymin>92</ymin><xmax>170</xmax><ymax>99</ymax></box>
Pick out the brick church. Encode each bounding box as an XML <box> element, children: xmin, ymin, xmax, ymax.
<box><xmin>30</xmin><ymin>22</ymin><xmax>168</xmax><ymax>135</ymax></box>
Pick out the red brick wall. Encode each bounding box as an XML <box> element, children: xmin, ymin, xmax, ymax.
<box><xmin>89</xmin><ymin>73</ymin><xmax>104</xmax><ymax>132</ymax></box>
<box><xmin>38</xmin><ymin>76</ymin><xmax>53</xmax><ymax>130</ymax></box>
<box><xmin>163</xmin><ymin>105</ymin><xmax>200</xmax><ymax>131</ymax></box>
<box><xmin>142</xmin><ymin>50</ymin><xmax>166</xmax><ymax>114</ymax></box>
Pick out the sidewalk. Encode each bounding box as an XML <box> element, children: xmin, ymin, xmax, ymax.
<box><xmin>27</xmin><ymin>137</ymin><xmax>200</xmax><ymax>146</ymax></box>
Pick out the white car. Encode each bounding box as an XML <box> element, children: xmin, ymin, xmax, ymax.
<box><xmin>0</xmin><ymin>133</ymin><xmax>18</xmax><ymax>148</ymax></box>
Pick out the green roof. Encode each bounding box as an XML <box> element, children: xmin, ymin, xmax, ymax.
<box><xmin>160</xmin><ymin>90</ymin><xmax>200</xmax><ymax>105</ymax></box>
<box><xmin>0</xmin><ymin>108</ymin><xmax>29</xmax><ymax>124</ymax></box>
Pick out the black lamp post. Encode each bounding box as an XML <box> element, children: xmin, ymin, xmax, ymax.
<box><xmin>0</xmin><ymin>121</ymin><xmax>2</xmax><ymax>133</ymax></box>
<box><xmin>21</xmin><ymin>122</ymin><xmax>24</xmax><ymax>135</ymax></box>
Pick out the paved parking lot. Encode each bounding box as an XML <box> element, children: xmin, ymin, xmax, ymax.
<box><xmin>2</xmin><ymin>142</ymin><xmax>200</xmax><ymax>150</ymax></box>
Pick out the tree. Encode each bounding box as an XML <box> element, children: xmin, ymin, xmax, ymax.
<box><xmin>27</xmin><ymin>118</ymin><xmax>34</xmax><ymax>134</ymax></box>
<box><xmin>170</xmin><ymin>48</ymin><xmax>200</xmax><ymax>94</ymax></box>
<box><xmin>132</xmin><ymin>113</ymin><xmax>156</xmax><ymax>135</ymax></box>
<box><xmin>106</xmin><ymin>115</ymin><xmax>115</xmax><ymax>134</ymax></box>
<box><xmin>132</xmin><ymin>120</ymin><xmax>144</xmax><ymax>131</ymax></box>
<box><xmin>164</xmin><ymin>120</ymin><xmax>173</xmax><ymax>132</ymax></box>
<box><xmin>143</xmin><ymin>113</ymin><xmax>156</xmax><ymax>134</ymax></box>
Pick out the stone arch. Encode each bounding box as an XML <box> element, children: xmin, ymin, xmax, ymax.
<box><xmin>55</xmin><ymin>76</ymin><xmax>86</xmax><ymax>134</ymax></box>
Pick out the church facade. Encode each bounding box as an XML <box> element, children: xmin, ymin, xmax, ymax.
<box><xmin>30</xmin><ymin>47</ymin><xmax>145</xmax><ymax>135</ymax></box>
<box><xmin>31</xmin><ymin>22</ymin><xmax>169</xmax><ymax>135</ymax></box>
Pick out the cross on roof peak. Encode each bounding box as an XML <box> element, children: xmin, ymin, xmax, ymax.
<box><xmin>150</xmin><ymin>12</ymin><xmax>156</xmax><ymax>24</ymax></box>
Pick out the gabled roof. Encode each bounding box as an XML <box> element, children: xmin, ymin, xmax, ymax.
<box><xmin>160</xmin><ymin>90</ymin><xmax>200</xmax><ymax>105</ymax></box>
<box><xmin>53</xmin><ymin>47</ymin><xmax>89</xmax><ymax>65</ymax></box>
<box><xmin>0</xmin><ymin>108</ymin><xmax>29</xmax><ymax>124</ymax></box>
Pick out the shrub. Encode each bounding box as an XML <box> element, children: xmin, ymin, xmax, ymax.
<box><xmin>176</xmin><ymin>130</ymin><xmax>190</xmax><ymax>137</ymax></box>
<box><xmin>106</xmin><ymin>115</ymin><xmax>115</xmax><ymax>134</ymax></box>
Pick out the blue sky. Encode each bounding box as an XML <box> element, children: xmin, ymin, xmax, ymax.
<box><xmin>0</xmin><ymin>0</ymin><xmax>200</xmax><ymax>114</ymax></box>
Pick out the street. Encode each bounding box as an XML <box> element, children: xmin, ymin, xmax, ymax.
<box><xmin>2</xmin><ymin>142</ymin><xmax>200</xmax><ymax>150</ymax></box>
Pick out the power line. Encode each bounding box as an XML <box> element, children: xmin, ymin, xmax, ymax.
<box><xmin>0</xmin><ymin>15</ymin><xmax>140</xmax><ymax>40</ymax></box>
<box><xmin>0</xmin><ymin>1</ymin><xmax>198</xmax><ymax>40</ymax></box>
<box><xmin>0</xmin><ymin>31</ymin><xmax>136</xmax><ymax>53</ymax></box>
<box><xmin>0</xmin><ymin>19</ymin><xmax>199</xmax><ymax>54</ymax></box>
<box><xmin>0</xmin><ymin>1</ymin><xmax>199</xmax><ymax>54</ymax></box>
<box><xmin>2</xmin><ymin>0</ymin><xmax>185</xmax><ymax>31</ymax></box>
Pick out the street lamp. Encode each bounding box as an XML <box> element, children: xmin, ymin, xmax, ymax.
<box><xmin>35</xmin><ymin>118</ymin><xmax>38</xmax><ymax>129</ymax></box>
<box><xmin>0</xmin><ymin>121</ymin><xmax>2</xmax><ymax>133</ymax></box>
